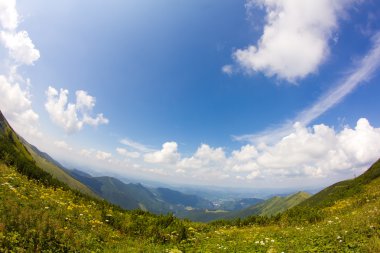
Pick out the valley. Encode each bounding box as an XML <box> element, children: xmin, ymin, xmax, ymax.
<box><xmin>1</xmin><ymin>110</ymin><xmax>380</xmax><ymax>252</ymax></box>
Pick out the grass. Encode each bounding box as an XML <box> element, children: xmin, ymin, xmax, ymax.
<box><xmin>236</xmin><ymin>191</ymin><xmax>311</xmax><ymax>218</ymax></box>
<box><xmin>1</xmin><ymin>161</ymin><xmax>380</xmax><ymax>252</ymax></box>
<box><xmin>25</xmin><ymin>143</ymin><xmax>98</xmax><ymax>198</ymax></box>
<box><xmin>1</xmin><ymin>111</ymin><xmax>380</xmax><ymax>252</ymax></box>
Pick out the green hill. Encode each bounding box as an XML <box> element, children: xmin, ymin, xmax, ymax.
<box><xmin>236</xmin><ymin>191</ymin><xmax>311</xmax><ymax>218</ymax></box>
<box><xmin>69</xmin><ymin>169</ymin><xmax>214</xmax><ymax>215</ymax></box>
<box><xmin>153</xmin><ymin>187</ymin><xmax>213</xmax><ymax>209</ymax></box>
<box><xmin>1</xmin><ymin>110</ymin><xmax>380</xmax><ymax>252</ymax></box>
<box><xmin>178</xmin><ymin>191</ymin><xmax>310</xmax><ymax>222</ymax></box>
<box><xmin>0</xmin><ymin>111</ymin><xmax>97</xmax><ymax>198</ymax></box>
<box><xmin>300</xmin><ymin>159</ymin><xmax>380</xmax><ymax>208</ymax></box>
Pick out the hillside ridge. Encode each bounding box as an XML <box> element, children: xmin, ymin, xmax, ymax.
<box><xmin>300</xmin><ymin>158</ymin><xmax>380</xmax><ymax>208</ymax></box>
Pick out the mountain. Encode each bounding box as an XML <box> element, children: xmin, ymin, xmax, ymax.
<box><xmin>299</xmin><ymin>158</ymin><xmax>380</xmax><ymax>208</ymax></box>
<box><xmin>152</xmin><ymin>187</ymin><xmax>214</xmax><ymax>209</ymax></box>
<box><xmin>214</xmin><ymin>197</ymin><xmax>264</xmax><ymax>211</ymax></box>
<box><xmin>0</xmin><ymin>110</ymin><xmax>97</xmax><ymax>198</ymax></box>
<box><xmin>2</xmin><ymin>110</ymin><xmax>380</xmax><ymax>252</ymax></box>
<box><xmin>173</xmin><ymin>192</ymin><xmax>309</xmax><ymax>222</ymax></box>
<box><xmin>235</xmin><ymin>191</ymin><xmax>311</xmax><ymax>218</ymax></box>
<box><xmin>69</xmin><ymin>169</ymin><xmax>214</xmax><ymax>214</ymax></box>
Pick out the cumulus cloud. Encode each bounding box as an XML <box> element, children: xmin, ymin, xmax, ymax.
<box><xmin>0</xmin><ymin>75</ymin><xmax>40</xmax><ymax>138</ymax></box>
<box><xmin>255</xmin><ymin>119</ymin><xmax>380</xmax><ymax>178</ymax></box>
<box><xmin>54</xmin><ymin>140</ymin><xmax>72</xmax><ymax>151</ymax></box>
<box><xmin>80</xmin><ymin>148</ymin><xmax>93</xmax><ymax>157</ymax></box>
<box><xmin>0</xmin><ymin>31</ymin><xmax>40</xmax><ymax>65</ymax></box>
<box><xmin>221</xmin><ymin>64</ymin><xmax>233</xmax><ymax>75</ymax></box>
<box><xmin>144</xmin><ymin>142</ymin><xmax>180</xmax><ymax>164</ymax></box>
<box><xmin>0</xmin><ymin>0</ymin><xmax>18</xmax><ymax>30</ymax></box>
<box><xmin>179</xmin><ymin>144</ymin><xmax>226</xmax><ymax>169</ymax></box>
<box><xmin>0</xmin><ymin>0</ymin><xmax>41</xmax><ymax>140</ymax></box>
<box><xmin>79</xmin><ymin>148</ymin><xmax>111</xmax><ymax>161</ymax></box>
<box><xmin>236</xmin><ymin>31</ymin><xmax>380</xmax><ymax>144</ymax></box>
<box><xmin>0</xmin><ymin>0</ymin><xmax>40</xmax><ymax>65</ymax></box>
<box><xmin>45</xmin><ymin>86</ymin><xmax>108</xmax><ymax>133</ymax></box>
<box><xmin>96</xmin><ymin>151</ymin><xmax>112</xmax><ymax>161</ymax></box>
<box><xmin>232</xmin><ymin>0</ymin><xmax>354</xmax><ymax>82</ymax></box>
<box><xmin>116</xmin><ymin>147</ymin><xmax>140</xmax><ymax>159</ymax></box>
<box><xmin>149</xmin><ymin>119</ymin><xmax>380</xmax><ymax>184</ymax></box>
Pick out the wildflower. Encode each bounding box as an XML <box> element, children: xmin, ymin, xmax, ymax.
<box><xmin>44</xmin><ymin>206</ymin><xmax>49</xmax><ymax>209</ymax></box>
<box><xmin>271</xmin><ymin>239</ymin><xmax>275</xmax><ymax>243</ymax></box>
<box><xmin>337</xmin><ymin>236</ymin><xmax>341</xmax><ymax>239</ymax></box>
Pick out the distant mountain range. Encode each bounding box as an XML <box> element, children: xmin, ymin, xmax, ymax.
<box><xmin>233</xmin><ymin>191</ymin><xmax>311</xmax><ymax>218</ymax></box>
<box><xmin>174</xmin><ymin>191</ymin><xmax>310</xmax><ymax>222</ymax></box>
<box><xmin>0</xmin><ymin>110</ymin><xmax>311</xmax><ymax>221</ymax></box>
<box><xmin>2</xmin><ymin>109</ymin><xmax>380</xmax><ymax>251</ymax></box>
<box><xmin>68</xmin><ymin>169</ymin><xmax>214</xmax><ymax>214</ymax></box>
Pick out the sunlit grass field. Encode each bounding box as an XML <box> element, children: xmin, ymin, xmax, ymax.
<box><xmin>1</xmin><ymin>161</ymin><xmax>380</xmax><ymax>252</ymax></box>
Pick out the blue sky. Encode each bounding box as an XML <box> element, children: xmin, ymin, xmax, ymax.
<box><xmin>1</xmin><ymin>0</ymin><xmax>380</xmax><ymax>189</ymax></box>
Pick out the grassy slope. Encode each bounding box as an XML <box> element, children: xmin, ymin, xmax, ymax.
<box><xmin>301</xmin><ymin>159</ymin><xmax>380</xmax><ymax>208</ymax></box>
<box><xmin>153</xmin><ymin>187</ymin><xmax>213</xmax><ymax>209</ymax></box>
<box><xmin>25</xmin><ymin>144</ymin><xmax>98</xmax><ymax>198</ymax></box>
<box><xmin>0</xmin><ymin>111</ymin><xmax>97</xmax><ymax>198</ymax></box>
<box><xmin>181</xmin><ymin>191</ymin><xmax>311</xmax><ymax>222</ymax></box>
<box><xmin>224</xmin><ymin>191</ymin><xmax>310</xmax><ymax>219</ymax></box>
<box><xmin>69</xmin><ymin>169</ymin><xmax>171</xmax><ymax>213</ymax></box>
<box><xmin>1</xmin><ymin>160</ymin><xmax>380</xmax><ymax>252</ymax></box>
<box><xmin>0</xmin><ymin>163</ymin><xmax>195</xmax><ymax>252</ymax></box>
<box><xmin>1</xmin><ymin>110</ymin><xmax>380</xmax><ymax>251</ymax></box>
<box><xmin>96</xmin><ymin>177</ymin><xmax>170</xmax><ymax>213</ymax></box>
<box><xmin>70</xmin><ymin>170</ymin><xmax>214</xmax><ymax>215</ymax></box>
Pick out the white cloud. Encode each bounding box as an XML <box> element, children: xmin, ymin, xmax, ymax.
<box><xmin>116</xmin><ymin>147</ymin><xmax>140</xmax><ymax>159</ymax></box>
<box><xmin>54</xmin><ymin>140</ymin><xmax>72</xmax><ymax>151</ymax></box>
<box><xmin>144</xmin><ymin>141</ymin><xmax>180</xmax><ymax>164</ymax></box>
<box><xmin>0</xmin><ymin>0</ymin><xmax>18</xmax><ymax>30</ymax></box>
<box><xmin>338</xmin><ymin>118</ymin><xmax>380</xmax><ymax>165</ymax></box>
<box><xmin>232</xmin><ymin>144</ymin><xmax>258</xmax><ymax>162</ymax></box>
<box><xmin>296</xmin><ymin>32</ymin><xmax>380</xmax><ymax>124</ymax></box>
<box><xmin>120</xmin><ymin>138</ymin><xmax>153</xmax><ymax>152</ymax></box>
<box><xmin>221</xmin><ymin>64</ymin><xmax>233</xmax><ymax>75</ymax></box>
<box><xmin>178</xmin><ymin>144</ymin><xmax>226</xmax><ymax>171</ymax></box>
<box><xmin>0</xmin><ymin>31</ymin><xmax>40</xmax><ymax>65</ymax></box>
<box><xmin>236</xmin><ymin>32</ymin><xmax>380</xmax><ymax>144</ymax></box>
<box><xmin>45</xmin><ymin>86</ymin><xmax>108</xmax><ymax>133</ymax></box>
<box><xmin>0</xmin><ymin>0</ymin><xmax>41</xmax><ymax>140</ymax></box>
<box><xmin>96</xmin><ymin>151</ymin><xmax>112</xmax><ymax>161</ymax></box>
<box><xmin>231</xmin><ymin>119</ymin><xmax>380</xmax><ymax>180</ymax></box>
<box><xmin>151</xmin><ymin>118</ymin><xmax>380</xmax><ymax>184</ymax></box>
<box><xmin>232</xmin><ymin>0</ymin><xmax>354</xmax><ymax>82</ymax></box>
<box><xmin>0</xmin><ymin>75</ymin><xmax>40</xmax><ymax>138</ymax></box>
<box><xmin>76</xmin><ymin>90</ymin><xmax>95</xmax><ymax>112</ymax></box>
<box><xmin>79</xmin><ymin>149</ymin><xmax>112</xmax><ymax>161</ymax></box>
<box><xmin>80</xmin><ymin>148</ymin><xmax>93</xmax><ymax>157</ymax></box>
